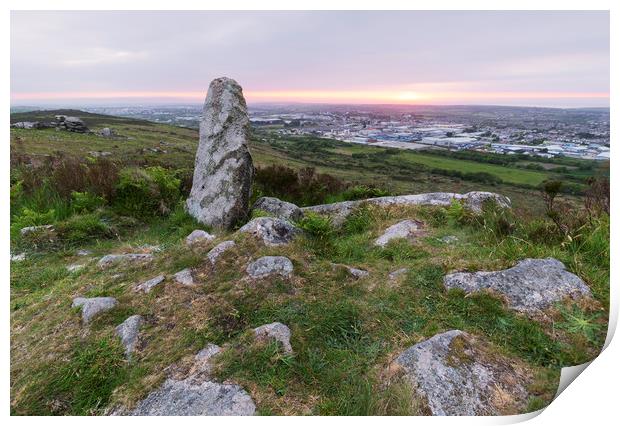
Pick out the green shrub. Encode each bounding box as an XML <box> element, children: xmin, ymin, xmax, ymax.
<box><xmin>340</xmin><ymin>185</ymin><xmax>391</xmax><ymax>201</ymax></box>
<box><xmin>298</xmin><ymin>212</ymin><xmax>336</xmax><ymax>255</ymax></box>
<box><xmin>114</xmin><ymin>166</ymin><xmax>180</xmax><ymax>217</ymax></box>
<box><xmin>71</xmin><ymin>191</ymin><xmax>105</xmax><ymax>213</ymax></box>
<box><xmin>10</xmin><ymin>207</ymin><xmax>56</xmax><ymax>239</ymax></box>
<box><xmin>342</xmin><ymin>205</ymin><xmax>373</xmax><ymax>234</ymax></box>
<box><xmin>56</xmin><ymin>213</ymin><xmax>116</xmax><ymax>245</ymax></box>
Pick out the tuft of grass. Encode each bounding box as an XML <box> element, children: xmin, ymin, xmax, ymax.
<box><xmin>14</xmin><ymin>338</ymin><xmax>128</xmax><ymax>415</ymax></box>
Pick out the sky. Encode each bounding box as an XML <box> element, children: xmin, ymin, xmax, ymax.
<box><xmin>10</xmin><ymin>11</ymin><xmax>610</xmax><ymax>107</ymax></box>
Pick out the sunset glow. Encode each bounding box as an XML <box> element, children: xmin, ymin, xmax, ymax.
<box><xmin>11</xmin><ymin>89</ymin><xmax>610</xmax><ymax>105</ymax></box>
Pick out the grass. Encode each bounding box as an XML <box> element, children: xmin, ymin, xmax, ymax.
<box><xmin>10</xmin><ymin>110</ymin><xmax>609</xmax><ymax>415</ymax></box>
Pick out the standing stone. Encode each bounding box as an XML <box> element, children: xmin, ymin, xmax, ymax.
<box><xmin>115</xmin><ymin>315</ymin><xmax>143</xmax><ymax>358</ymax></box>
<box><xmin>186</xmin><ymin>77</ymin><xmax>254</xmax><ymax>230</ymax></box>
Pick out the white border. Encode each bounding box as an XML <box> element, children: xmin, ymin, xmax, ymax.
<box><xmin>3</xmin><ymin>1</ymin><xmax>616</xmax><ymax>424</ymax></box>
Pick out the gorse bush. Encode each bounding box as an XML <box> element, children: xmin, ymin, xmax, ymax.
<box><xmin>114</xmin><ymin>166</ymin><xmax>181</xmax><ymax>216</ymax></box>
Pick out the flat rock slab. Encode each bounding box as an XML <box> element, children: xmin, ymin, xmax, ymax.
<box><xmin>186</xmin><ymin>229</ymin><xmax>215</xmax><ymax>246</ymax></box>
<box><xmin>186</xmin><ymin>77</ymin><xmax>254</xmax><ymax>230</ymax></box>
<box><xmin>72</xmin><ymin>297</ymin><xmax>118</xmax><ymax>324</ymax></box>
<box><xmin>98</xmin><ymin>253</ymin><xmax>153</xmax><ymax>269</ymax></box>
<box><xmin>134</xmin><ymin>274</ymin><xmax>166</xmax><ymax>293</ymax></box>
<box><xmin>443</xmin><ymin>258</ymin><xmax>591</xmax><ymax>314</ymax></box>
<box><xmin>254</xmin><ymin>322</ymin><xmax>293</xmax><ymax>354</ymax></box>
<box><xmin>207</xmin><ymin>240</ymin><xmax>236</xmax><ymax>265</ymax></box>
<box><xmin>238</xmin><ymin>217</ymin><xmax>301</xmax><ymax>246</ymax></box>
<box><xmin>374</xmin><ymin>219</ymin><xmax>423</xmax><ymax>247</ymax></box>
<box><xmin>128</xmin><ymin>378</ymin><xmax>256</xmax><ymax>416</ymax></box>
<box><xmin>394</xmin><ymin>330</ymin><xmax>530</xmax><ymax>415</ymax></box>
<box><xmin>302</xmin><ymin>191</ymin><xmax>510</xmax><ymax>225</ymax></box>
<box><xmin>116</xmin><ymin>315</ymin><xmax>143</xmax><ymax>357</ymax></box>
<box><xmin>246</xmin><ymin>256</ymin><xmax>293</xmax><ymax>279</ymax></box>
<box><xmin>252</xmin><ymin>197</ymin><xmax>303</xmax><ymax>222</ymax></box>
<box><xmin>173</xmin><ymin>268</ymin><xmax>195</xmax><ymax>286</ymax></box>
<box><xmin>20</xmin><ymin>224</ymin><xmax>54</xmax><ymax>236</ymax></box>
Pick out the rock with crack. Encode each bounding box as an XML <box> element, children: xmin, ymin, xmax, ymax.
<box><xmin>252</xmin><ymin>197</ymin><xmax>303</xmax><ymax>222</ymax></box>
<box><xmin>72</xmin><ymin>297</ymin><xmax>118</xmax><ymax>324</ymax></box>
<box><xmin>393</xmin><ymin>330</ymin><xmax>531</xmax><ymax>415</ymax></box>
<box><xmin>302</xmin><ymin>191</ymin><xmax>510</xmax><ymax>225</ymax></box>
<box><xmin>127</xmin><ymin>377</ymin><xmax>256</xmax><ymax>415</ymax></box>
<box><xmin>116</xmin><ymin>315</ymin><xmax>143</xmax><ymax>358</ymax></box>
<box><xmin>134</xmin><ymin>274</ymin><xmax>166</xmax><ymax>293</ymax></box>
<box><xmin>246</xmin><ymin>256</ymin><xmax>293</xmax><ymax>279</ymax></box>
<box><xmin>186</xmin><ymin>77</ymin><xmax>254</xmax><ymax>230</ymax></box>
<box><xmin>443</xmin><ymin>258</ymin><xmax>591</xmax><ymax>314</ymax></box>
<box><xmin>206</xmin><ymin>240</ymin><xmax>236</xmax><ymax>265</ymax></box>
<box><xmin>238</xmin><ymin>217</ymin><xmax>301</xmax><ymax>246</ymax></box>
<box><xmin>253</xmin><ymin>322</ymin><xmax>293</xmax><ymax>354</ymax></box>
<box><xmin>186</xmin><ymin>229</ymin><xmax>215</xmax><ymax>246</ymax></box>
<box><xmin>98</xmin><ymin>253</ymin><xmax>153</xmax><ymax>269</ymax></box>
<box><xmin>173</xmin><ymin>268</ymin><xmax>195</xmax><ymax>286</ymax></box>
<box><xmin>374</xmin><ymin>219</ymin><xmax>423</xmax><ymax>248</ymax></box>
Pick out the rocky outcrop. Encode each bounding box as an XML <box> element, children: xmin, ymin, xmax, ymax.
<box><xmin>98</xmin><ymin>253</ymin><xmax>154</xmax><ymax>269</ymax></box>
<box><xmin>72</xmin><ymin>297</ymin><xmax>118</xmax><ymax>324</ymax></box>
<box><xmin>134</xmin><ymin>275</ymin><xmax>166</xmax><ymax>293</ymax></box>
<box><xmin>238</xmin><ymin>217</ymin><xmax>301</xmax><ymax>246</ymax></box>
<box><xmin>185</xmin><ymin>229</ymin><xmax>215</xmax><ymax>246</ymax></box>
<box><xmin>115</xmin><ymin>315</ymin><xmax>143</xmax><ymax>358</ymax></box>
<box><xmin>393</xmin><ymin>330</ymin><xmax>530</xmax><ymax>415</ymax></box>
<box><xmin>206</xmin><ymin>240</ymin><xmax>236</xmax><ymax>265</ymax></box>
<box><xmin>246</xmin><ymin>256</ymin><xmax>294</xmax><ymax>279</ymax></box>
<box><xmin>302</xmin><ymin>191</ymin><xmax>510</xmax><ymax>225</ymax></box>
<box><xmin>443</xmin><ymin>258</ymin><xmax>592</xmax><ymax>314</ymax></box>
<box><xmin>186</xmin><ymin>77</ymin><xmax>254</xmax><ymax>230</ymax></box>
<box><xmin>55</xmin><ymin>115</ymin><xmax>89</xmax><ymax>133</ymax></box>
<box><xmin>374</xmin><ymin>219</ymin><xmax>423</xmax><ymax>247</ymax></box>
<box><xmin>252</xmin><ymin>197</ymin><xmax>303</xmax><ymax>222</ymax></box>
<box><xmin>253</xmin><ymin>322</ymin><xmax>293</xmax><ymax>354</ymax></box>
<box><xmin>11</xmin><ymin>121</ymin><xmax>50</xmax><ymax>129</ymax></box>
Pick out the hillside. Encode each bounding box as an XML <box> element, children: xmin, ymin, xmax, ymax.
<box><xmin>10</xmin><ymin>110</ymin><xmax>610</xmax><ymax>415</ymax></box>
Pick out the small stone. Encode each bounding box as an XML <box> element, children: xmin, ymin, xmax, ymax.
<box><xmin>238</xmin><ymin>217</ymin><xmax>301</xmax><ymax>246</ymax></box>
<box><xmin>11</xmin><ymin>253</ymin><xmax>26</xmax><ymax>262</ymax></box>
<box><xmin>67</xmin><ymin>263</ymin><xmax>85</xmax><ymax>273</ymax></box>
<box><xmin>76</xmin><ymin>249</ymin><xmax>92</xmax><ymax>256</ymax></box>
<box><xmin>246</xmin><ymin>256</ymin><xmax>294</xmax><ymax>279</ymax></box>
<box><xmin>374</xmin><ymin>220</ymin><xmax>423</xmax><ymax>247</ymax></box>
<box><xmin>332</xmin><ymin>263</ymin><xmax>369</xmax><ymax>279</ymax></box>
<box><xmin>128</xmin><ymin>378</ymin><xmax>256</xmax><ymax>415</ymax></box>
<box><xmin>252</xmin><ymin>197</ymin><xmax>303</xmax><ymax>222</ymax></box>
<box><xmin>393</xmin><ymin>330</ymin><xmax>530</xmax><ymax>415</ymax></box>
<box><xmin>20</xmin><ymin>224</ymin><xmax>54</xmax><ymax>236</ymax></box>
<box><xmin>438</xmin><ymin>235</ymin><xmax>458</xmax><ymax>244</ymax></box>
<box><xmin>116</xmin><ymin>315</ymin><xmax>143</xmax><ymax>357</ymax></box>
<box><xmin>443</xmin><ymin>258</ymin><xmax>592</xmax><ymax>314</ymax></box>
<box><xmin>193</xmin><ymin>343</ymin><xmax>223</xmax><ymax>375</ymax></box>
<box><xmin>253</xmin><ymin>322</ymin><xmax>293</xmax><ymax>354</ymax></box>
<box><xmin>72</xmin><ymin>297</ymin><xmax>118</xmax><ymax>324</ymax></box>
<box><xmin>173</xmin><ymin>268</ymin><xmax>194</xmax><ymax>286</ymax></box>
<box><xmin>134</xmin><ymin>275</ymin><xmax>166</xmax><ymax>293</ymax></box>
<box><xmin>186</xmin><ymin>230</ymin><xmax>215</xmax><ymax>246</ymax></box>
<box><xmin>98</xmin><ymin>253</ymin><xmax>154</xmax><ymax>269</ymax></box>
<box><xmin>206</xmin><ymin>240</ymin><xmax>236</xmax><ymax>265</ymax></box>
<box><xmin>389</xmin><ymin>268</ymin><xmax>409</xmax><ymax>280</ymax></box>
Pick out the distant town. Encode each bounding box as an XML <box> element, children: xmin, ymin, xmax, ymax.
<box><xmin>13</xmin><ymin>103</ymin><xmax>609</xmax><ymax>161</ymax></box>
